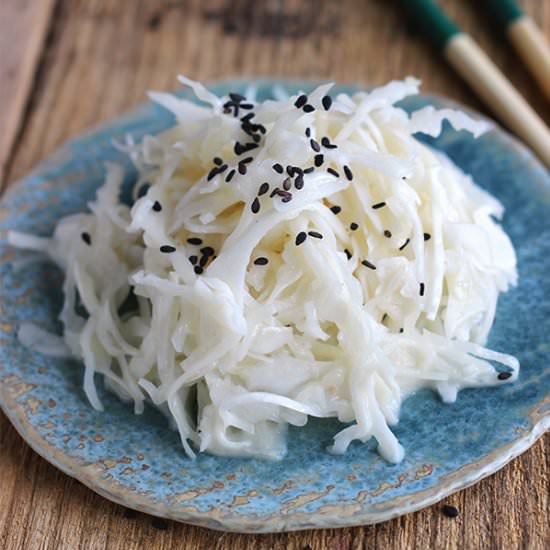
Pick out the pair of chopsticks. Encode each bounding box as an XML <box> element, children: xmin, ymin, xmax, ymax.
<box><xmin>398</xmin><ymin>0</ymin><xmax>550</xmax><ymax>169</ymax></box>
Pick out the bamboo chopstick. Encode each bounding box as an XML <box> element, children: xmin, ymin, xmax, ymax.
<box><xmin>397</xmin><ymin>0</ymin><xmax>550</xmax><ymax>170</ymax></box>
<box><xmin>485</xmin><ymin>0</ymin><xmax>550</xmax><ymax>100</ymax></box>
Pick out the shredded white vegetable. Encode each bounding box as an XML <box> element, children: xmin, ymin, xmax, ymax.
<box><xmin>9</xmin><ymin>77</ymin><xmax>519</xmax><ymax>462</ymax></box>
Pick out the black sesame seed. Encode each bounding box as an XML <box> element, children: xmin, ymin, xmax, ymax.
<box><xmin>344</xmin><ymin>249</ymin><xmax>352</xmax><ymax>260</ymax></box>
<box><xmin>217</xmin><ymin>164</ymin><xmax>228</xmax><ymax>173</ymax></box>
<box><xmin>305</xmin><ymin>127</ymin><xmax>311</xmax><ymax>137</ymax></box>
<box><xmin>234</xmin><ymin>142</ymin><xmax>245</xmax><ymax>155</ymax></box>
<box><xmin>160</xmin><ymin>245</ymin><xmax>176</xmax><ymax>253</ymax></box>
<box><xmin>189</xmin><ymin>255</ymin><xmax>198</xmax><ymax>265</ymax></box>
<box><xmin>442</xmin><ymin>505</ymin><xmax>459</xmax><ymax>518</ymax></box>
<box><xmin>229</xmin><ymin>92</ymin><xmax>246</xmax><ymax>103</ymax></box>
<box><xmin>294</xmin><ymin>94</ymin><xmax>308</xmax><ymax>108</ymax></box>
<box><xmin>330</xmin><ymin>205</ymin><xmax>342</xmax><ymax>215</ymax></box>
<box><xmin>302</xmin><ymin>104</ymin><xmax>315</xmax><ymax>113</ymax></box>
<box><xmin>498</xmin><ymin>371</ymin><xmax>513</xmax><ymax>380</ymax></box>
<box><xmin>372</xmin><ymin>201</ymin><xmax>386</xmax><ymax>210</ymax></box>
<box><xmin>327</xmin><ymin>168</ymin><xmax>340</xmax><ymax>178</ymax></box>
<box><xmin>381</xmin><ymin>313</ymin><xmax>388</xmax><ymax>323</ymax></box>
<box><xmin>310</xmin><ymin>139</ymin><xmax>321</xmax><ymax>152</ymax></box>
<box><xmin>273</xmin><ymin>163</ymin><xmax>284</xmax><ymax>174</ymax></box>
<box><xmin>322</xmin><ymin>95</ymin><xmax>332</xmax><ymax>111</ymax></box>
<box><xmin>199</xmin><ymin>255</ymin><xmax>209</xmax><ymax>267</ymax></box>
<box><xmin>152</xmin><ymin>201</ymin><xmax>162</xmax><ymax>212</ymax></box>
<box><xmin>286</xmin><ymin>165</ymin><xmax>295</xmax><ymax>177</ymax></box>
<box><xmin>252</xmin><ymin>134</ymin><xmax>261</xmax><ymax>143</ymax></box>
<box><xmin>251</xmin><ymin>197</ymin><xmax>261</xmax><ymax>214</ymax></box>
<box><xmin>258</xmin><ymin>182</ymin><xmax>270</xmax><ymax>196</ymax></box>
<box><xmin>269</xmin><ymin>187</ymin><xmax>280</xmax><ymax>198</ymax></box>
<box><xmin>321</xmin><ymin>136</ymin><xmax>337</xmax><ymax>149</ymax></box>
<box><xmin>424</xmin><ymin>232</ymin><xmax>431</xmax><ymax>241</ymax></box>
<box><xmin>282</xmin><ymin>177</ymin><xmax>292</xmax><ymax>191</ymax></box>
<box><xmin>303</xmin><ymin>166</ymin><xmax>315</xmax><ymax>174</ymax></box>
<box><xmin>200</xmin><ymin>246</ymin><xmax>214</xmax><ymax>257</ymax></box>
<box><xmin>207</xmin><ymin>167</ymin><xmax>219</xmax><ymax>181</ymax></box>
<box><xmin>254</xmin><ymin>257</ymin><xmax>269</xmax><ymax>266</ymax></box>
<box><xmin>419</xmin><ymin>282</ymin><xmax>425</xmax><ymax>296</ymax></box>
<box><xmin>399</xmin><ymin>328</ymin><xmax>404</xmax><ymax>333</ymax></box>
<box><xmin>308</xmin><ymin>231</ymin><xmax>323</xmax><ymax>239</ymax></box>
<box><xmin>238</xmin><ymin>163</ymin><xmax>247</xmax><ymax>175</ymax></box>
<box><xmin>81</xmin><ymin>232</ymin><xmax>91</xmax><ymax>245</ymax></box>
<box><xmin>226</xmin><ymin>169</ymin><xmax>236</xmax><ymax>182</ymax></box>
<box><xmin>213</xmin><ymin>157</ymin><xmax>223</xmax><ymax>166</ymax></box>
<box><xmin>295</xmin><ymin>232</ymin><xmax>307</xmax><ymax>246</ymax></box>
<box><xmin>281</xmin><ymin>193</ymin><xmax>293</xmax><ymax>203</ymax></box>
<box><xmin>343</xmin><ymin>165</ymin><xmax>353</xmax><ymax>181</ymax></box>
<box><xmin>399</xmin><ymin>238</ymin><xmax>410</xmax><ymax>251</ymax></box>
<box><xmin>194</xmin><ymin>265</ymin><xmax>203</xmax><ymax>275</ymax></box>
<box><xmin>241</xmin><ymin>156</ymin><xmax>254</xmax><ymax>164</ymax></box>
<box><xmin>240</xmin><ymin>103</ymin><xmax>254</xmax><ymax>110</ymax></box>
<box><xmin>241</xmin><ymin>112</ymin><xmax>254</xmax><ymax>122</ymax></box>
<box><xmin>350</xmin><ymin>222</ymin><xmax>359</xmax><ymax>231</ymax></box>
<box><xmin>314</xmin><ymin>154</ymin><xmax>324</xmax><ymax>167</ymax></box>
<box><xmin>384</xmin><ymin>230</ymin><xmax>392</xmax><ymax>238</ymax></box>
<box><xmin>361</xmin><ymin>259</ymin><xmax>376</xmax><ymax>270</ymax></box>
<box><xmin>187</xmin><ymin>237</ymin><xmax>203</xmax><ymax>245</ymax></box>
<box><xmin>294</xmin><ymin>175</ymin><xmax>304</xmax><ymax>189</ymax></box>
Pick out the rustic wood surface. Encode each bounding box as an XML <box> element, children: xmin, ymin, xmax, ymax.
<box><xmin>1</xmin><ymin>1</ymin><xmax>548</xmax><ymax>548</ymax></box>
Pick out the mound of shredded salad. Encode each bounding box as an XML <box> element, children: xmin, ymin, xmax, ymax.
<box><xmin>9</xmin><ymin>76</ymin><xmax>519</xmax><ymax>462</ymax></box>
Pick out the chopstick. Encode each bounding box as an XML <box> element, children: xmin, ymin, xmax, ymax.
<box><xmin>397</xmin><ymin>0</ymin><xmax>550</xmax><ymax>170</ymax></box>
<box><xmin>485</xmin><ymin>0</ymin><xmax>550</xmax><ymax>100</ymax></box>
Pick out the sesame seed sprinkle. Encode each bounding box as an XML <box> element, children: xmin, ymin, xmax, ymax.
<box><xmin>241</xmin><ymin>156</ymin><xmax>254</xmax><ymax>164</ymax></box>
<box><xmin>322</xmin><ymin>95</ymin><xmax>332</xmax><ymax>111</ymax></box>
<box><xmin>314</xmin><ymin>154</ymin><xmax>324</xmax><ymax>167</ymax></box>
<box><xmin>310</xmin><ymin>139</ymin><xmax>321</xmax><ymax>152</ymax></box>
<box><xmin>295</xmin><ymin>232</ymin><xmax>307</xmax><ymax>246</ymax></box>
<box><xmin>305</xmin><ymin>127</ymin><xmax>311</xmax><ymax>137</ymax></box>
<box><xmin>207</xmin><ymin>167</ymin><xmax>219</xmax><ymax>181</ymax></box>
<box><xmin>384</xmin><ymin>230</ymin><xmax>392</xmax><ymax>238</ymax></box>
<box><xmin>399</xmin><ymin>238</ymin><xmax>410</xmax><ymax>251</ymax></box>
<box><xmin>498</xmin><ymin>372</ymin><xmax>512</xmax><ymax>380</ymax></box>
<box><xmin>201</xmin><ymin>246</ymin><xmax>214</xmax><ymax>257</ymax></box>
<box><xmin>81</xmin><ymin>232</ymin><xmax>91</xmax><ymax>245</ymax></box>
<box><xmin>258</xmin><ymin>182</ymin><xmax>269</xmax><ymax>196</ymax></box>
<box><xmin>424</xmin><ymin>232</ymin><xmax>431</xmax><ymax>241</ymax></box>
<box><xmin>199</xmin><ymin>255</ymin><xmax>209</xmax><ymax>267</ymax></box>
<box><xmin>254</xmin><ymin>257</ymin><xmax>269</xmax><ymax>266</ymax></box>
<box><xmin>350</xmin><ymin>222</ymin><xmax>358</xmax><ymax>231</ymax></box>
<box><xmin>152</xmin><ymin>201</ymin><xmax>162</xmax><ymax>212</ymax></box>
<box><xmin>160</xmin><ymin>245</ymin><xmax>176</xmax><ymax>253</ymax></box>
<box><xmin>343</xmin><ymin>165</ymin><xmax>353</xmax><ymax>181</ymax></box>
<box><xmin>327</xmin><ymin>168</ymin><xmax>340</xmax><ymax>178</ymax></box>
<box><xmin>251</xmin><ymin>197</ymin><xmax>261</xmax><ymax>214</ymax></box>
<box><xmin>419</xmin><ymin>282</ymin><xmax>425</xmax><ymax>296</ymax></box>
<box><xmin>229</xmin><ymin>92</ymin><xmax>246</xmax><ymax>103</ymax></box>
<box><xmin>294</xmin><ymin>94</ymin><xmax>308</xmax><ymax>108</ymax></box>
<box><xmin>303</xmin><ymin>167</ymin><xmax>315</xmax><ymax>174</ymax></box>
<box><xmin>321</xmin><ymin>137</ymin><xmax>337</xmax><ymax>149</ymax></box>
<box><xmin>189</xmin><ymin>255</ymin><xmax>198</xmax><ymax>265</ymax></box>
<box><xmin>272</xmin><ymin>163</ymin><xmax>284</xmax><ymax>174</ymax></box>
<box><xmin>361</xmin><ymin>259</ymin><xmax>376</xmax><ymax>270</ymax></box>
<box><xmin>372</xmin><ymin>201</ymin><xmax>386</xmax><ymax>210</ymax></box>
<box><xmin>282</xmin><ymin>177</ymin><xmax>292</xmax><ymax>191</ymax></box>
<box><xmin>330</xmin><ymin>205</ymin><xmax>342</xmax><ymax>215</ymax></box>
<box><xmin>194</xmin><ymin>265</ymin><xmax>203</xmax><ymax>275</ymax></box>
<box><xmin>238</xmin><ymin>162</ymin><xmax>247</xmax><ymax>175</ymax></box>
<box><xmin>226</xmin><ymin>169</ymin><xmax>236</xmax><ymax>182</ymax></box>
<box><xmin>442</xmin><ymin>505</ymin><xmax>459</xmax><ymax>518</ymax></box>
<box><xmin>302</xmin><ymin>104</ymin><xmax>315</xmax><ymax>113</ymax></box>
<box><xmin>308</xmin><ymin>231</ymin><xmax>323</xmax><ymax>239</ymax></box>
<box><xmin>344</xmin><ymin>249</ymin><xmax>352</xmax><ymax>260</ymax></box>
<box><xmin>295</xmin><ymin>175</ymin><xmax>304</xmax><ymax>189</ymax></box>
<box><xmin>213</xmin><ymin>157</ymin><xmax>223</xmax><ymax>166</ymax></box>
<box><xmin>187</xmin><ymin>237</ymin><xmax>203</xmax><ymax>245</ymax></box>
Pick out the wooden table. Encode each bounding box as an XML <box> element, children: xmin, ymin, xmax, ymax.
<box><xmin>1</xmin><ymin>1</ymin><xmax>548</xmax><ymax>548</ymax></box>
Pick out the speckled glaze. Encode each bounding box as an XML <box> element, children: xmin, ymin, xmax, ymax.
<box><xmin>0</xmin><ymin>81</ymin><xmax>548</xmax><ymax>533</ymax></box>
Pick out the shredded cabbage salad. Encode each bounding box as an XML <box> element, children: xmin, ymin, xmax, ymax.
<box><xmin>9</xmin><ymin>76</ymin><xmax>519</xmax><ymax>462</ymax></box>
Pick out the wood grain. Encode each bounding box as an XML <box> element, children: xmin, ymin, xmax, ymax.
<box><xmin>0</xmin><ymin>0</ymin><xmax>56</xmax><ymax>187</ymax></box>
<box><xmin>0</xmin><ymin>1</ymin><xmax>548</xmax><ymax>548</ymax></box>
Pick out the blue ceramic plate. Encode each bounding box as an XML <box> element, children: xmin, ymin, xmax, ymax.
<box><xmin>0</xmin><ymin>81</ymin><xmax>549</xmax><ymax>533</ymax></box>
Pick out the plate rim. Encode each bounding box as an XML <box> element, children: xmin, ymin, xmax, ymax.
<box><xmin>1</xmin><ymin>79</ymin><xmax>549</xmax><ymax>533</ymax></box>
